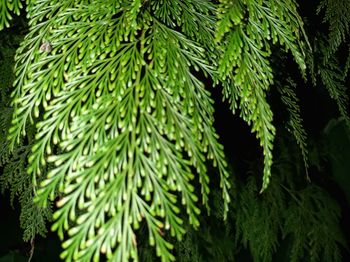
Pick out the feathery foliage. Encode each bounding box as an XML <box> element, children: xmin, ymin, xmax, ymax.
<box><xmin>216</xmin><ymin>0</ymin><xmax>308</xmax><ymax>191</ymax></box>
<box><xmin>305</xmin><ymin>35</ymin><xmax>350</xmax><ymax>129</ymax></box>
<box><xmin>317</xmin><ymin>0</ymin><xmax>350</xmax><ymax>62</ymax></box>
<box><xmin>0</xmin><ymin>0</ymin><xmax>349</xmax><ymax>261</ymax></box>
<box><xmin>0</xmin><ymin>30</ymin><xmax>52</xmax><ymax>242</ymax></box>
<box><xmin>277</xmin><ymin>78</ymin><xmax>308</xmax><ymax>171</ymax></box>
<box><xmin>152</xmin><ymin>136</ymin><xmax>348</xmax><ymax>262</ymax></box>
<box><xmin>316</xmin><ymin>0</ymin><xmax>350</xmax><ymax>123</ymax></box>
<box><xmin>319</xmin><ymin>53</ymin><xmax>350</xmax><ymax>125</ymax></box>
<box><xmin>5</xmin><ymin>1</ymin><xmax>231</xmax><ymax>261</ymax></box>
<box><xmin>283</xmin><ymin>185</ymin><xmax>346</xmax><ymax>262</ymax></box>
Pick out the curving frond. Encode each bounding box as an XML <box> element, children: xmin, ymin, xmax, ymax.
<box><xmin>318</xmin><ymin>43</ymin><xmax>350</xmax><ymax>128</ymax></box>
<box><xmin>317</xmin><ymin>0</ymin><xmax>350</xmax><ymax>62</ymax></box>
<box><xmin>277</xmin><ymin>78</ymin><xmax>308</xmax><ymax>172</ymax></box>
<box><xmin>216</xmin><ymin>0</ymin><xmax>308</xmax><ymax>191</ymax></box>
<box><xmin>8</xmin><ymin>1</ymin><xmax>230</xmax><ymax>260</ymax></box>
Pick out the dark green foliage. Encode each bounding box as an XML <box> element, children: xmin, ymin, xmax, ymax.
<box><xmin>323</xmin><ymin>118</ymin><xmax>350</xmax><ymax>204</ymax></box>
<box><xmin>233</xmin><ymin>176</ymin><xmax>283</xmax><ymax>262</ymax></box>
<box><xmin>317</xmin><ymin>0</ymin><xmax>350</xmax><ymax>62</ymax></box>
<box><xmin>315</xmin><ymin>0</ymin><xmax>350</xmax><ymax>127</ymax></box>
<box><xmin>319</xmin><ymin>55</ymin><xmax>350</xmax><ymax>125</ymax></box>
<box><xmin>283</xmin><ymin>185</ymin><xmax>345</xmax><ymax>262</ymax></box>
<box><xmin>234</xmin><ymin>137</ymin><xmax>347</xmax><ymax>262</ymax></box>
<box><xmin>305</xmin><ymin>35</ymin><xmax>350</xmax><ymax>129</ymax></box>
<box><xmin>277</xmin><ymin>78</ymin><xmax>309</xmax><ymax>171</ymax></box>
<box><xmin>0</xmin><ymin>31</ymin><xmax>52</xmax><ymax>242</ymax></box>
<box><xmin>167</xmin><ymin>136</ymin><xmax>347</xmax><ymax>262</ymax></box>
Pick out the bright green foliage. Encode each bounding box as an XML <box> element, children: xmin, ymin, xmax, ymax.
<box><xmin>216</xmin><ymin>0</ymin><xmax>308</xmax><ymax>191</ymax></box>
<box><xmin>0</xmin><ymin>0</ymin><xmax>349</xmax><ymax>261</ymax></box>
<box><xmin>7</xmin><ymin>1</ymin><xmax>231</xmax><ymax>261</ymax></box>
<box><xmin>0</xmin><ymin>0</ymin><xmax>23</xmax><ymax>30</ymax></box>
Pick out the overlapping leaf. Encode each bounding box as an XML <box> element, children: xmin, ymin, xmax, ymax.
<box><xmin>8</xmin><ymin>1</ymin><xmax>230</xmax><ymax>261</ymax></box>
<box><xmin>216</xmin><ymin>0</ymin><xmax>307</xmax><ymax>191</ymax></box>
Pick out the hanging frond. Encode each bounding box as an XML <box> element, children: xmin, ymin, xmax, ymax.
<box><xmin>318</xmin><ymin>48</ymin><xmax>350</xmax><ymax>127</ymax></box>
<box><xmin>0</xmin><ymin>139</ymin><xmax>53</xmax><ymax>241</ymax></box>
<box><xmin>277</xmin><ymin>78</ymin><xmax>308</xmax><ymax>171</ymax></box>
<box><xmin>2</xmin><ymin>1</ymin><xmax>348</xmax><ymax>261</ymax></box>
<box><xmin>317</xmin><ymin>0</ymin><xmax>350</xmax><ymax>62</ymax></box>
<box><xmin>8</xmin><ymin>0</ymin><xmax>230</xmax><ymax>260</ymax></box>
<box><xmin>216</xmin><ymin>0</ymin><xmax>308</xmax><ymax>191</ymax></box>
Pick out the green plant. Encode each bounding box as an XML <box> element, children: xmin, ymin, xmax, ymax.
<box><xmin>0</xmin><ymin>29</ymin><xmax>52</xmax><ymax>245</ymax></box>
<box><xmin>0</xmin><ymin>0</ymin><xmax>349</xmax><ymax>261</ymax></box>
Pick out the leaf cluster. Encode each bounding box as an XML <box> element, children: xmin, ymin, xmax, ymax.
<box><xmin>216</xmin><ymin>0</ymin><xmax>308</xmax><ymax>192</ymax></box>
<box><xmin>0</xmin><ymin>32</ymin><xmax>52</xmax><ymax>242</ymax></box>
<box><xmin>0</xmin><ymin>1</ymin><xmax>349</xmax><ymax>261</ymax></box>
<box><xmin>317</xmin><ymin>0</ymin><xmax>350</xmax><ymax>64</ymax></box>
<box><xmin>314</xmin><ymin>0</ymin><xmax>350</xmax><ymax>125</ymax></box>
<box><xmin>4</xmin><ymin>1</ymin><xmax>230</xmax><ymax>261</ymax></box>
<box><xmin>169</xmin><ymin>135</ymin><xmax>348</xmax><ymax>262</ymax></box>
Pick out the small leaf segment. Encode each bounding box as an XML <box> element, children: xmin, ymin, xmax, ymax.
<box><xmin>0</xmin><ymin>0</ymin><xmax>23</xmax><ymax>30</ymax></box>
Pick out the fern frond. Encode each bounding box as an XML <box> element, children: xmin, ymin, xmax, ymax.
<box><xmin>319</xmin><ymin>53</ymin><xmax>350</xmax><ymax>127</ymax></box>
<box><xmin>343</xmin><ymin>44</ymin><xmax>350</xmax><ymax>80</ymax></box>
<box><xmin>234</xmin><ymin>175</ymin><xmax>285</xmax><ymax>262</ymax></box>
<box><xmin>283</xmin><ymin>186</ymin><xmax>346</xmax><ymax>262</ymax></box>
<box><xmin>9</xmin><ymin>0</ymin><xmax>84</xmax><ymax>146</ymax></box>
<box><xmin>216</xmin><ymin>0</ymin><xmax>307</xmax><ymax>191</ymax></box>
<box><xmin>150</xmin><ymin>0</ymin><xmax>216</xmax><ymax>52</ymax></box>
<box><xmin>0</xmin><ymin>140</ymin><xmax>52</xmax><ymax>241</ymax></box>
<box><xmin>0</xmin><ymin>106</ymin><xmax>51</xmax><ymax>242</ymax></box>
<box><xmin>9</xmin><ymin>1</ymin><xmax>231</xmax><ymax>260</ymax></box>
<box><xmin>317</xmin><ymin>0</ymin><xmax>350</xmax><ymax>62</ymax></box>
<box><xmin>277</xmin><ymin>79</ymin><xmax>308</xmax><ymax>171</ymax></box>
<box><xmin>2</xmin><ymin>1</ymin><xmax>349</xmax><ymax>262</ymax></box>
